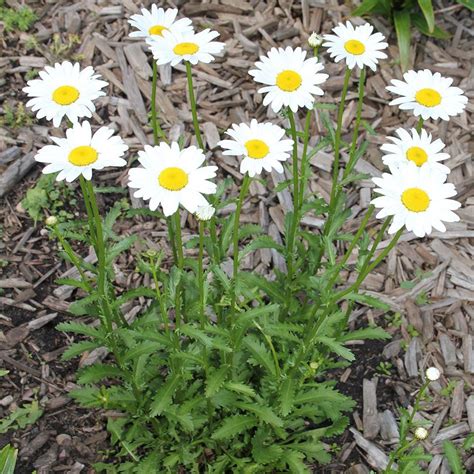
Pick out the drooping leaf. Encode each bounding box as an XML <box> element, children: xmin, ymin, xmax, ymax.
<box><xmin>339</xmin><ymin>327</ymin><xmax>391</xmax><ymax>342</ymax></box>
<box><xmin>235</xmin><ymin>403</ymin><xmax>283</xmax><ymax>427</ymax></box>
<box><xmin>243</xmin><ymin>335</ymin><xmax>277</xmax><ymax>376</ymax></box>
<box><xmin>77</xmin><ymin>364</ymin><xmax>125</xmax><ymax>384</ymax></box>
<box><xmin>62</xmin><ymin>340</ymin><xmax>102</xmax><ymax>361</ymax></box>
<box><xmin>315</xmin><ymin>336</ymin><xmax>355</xmax><ymax>361</ymax></box>
<box><xmin>417</xmin><ymin>0</ymin><xmax>435</xmax><ymax>32</ymax></box>
<box><xmin>393</xmin><ymin>9</ymin><xmax>411</xmax><ymax>71</ymax></box>
<box><xmin>211</xmin><ymin>415</ymin><xmax>257</xmax><ymax>440</ymax></box>
<box><xmin>149</xmin><ymin>373</ymin><xmax>182</xmax><ymax>416</ymax></box>
<box><xmin>344</xmin><ymin>292</ymin><xmax>390</xmax><ymax>310</ymax></box>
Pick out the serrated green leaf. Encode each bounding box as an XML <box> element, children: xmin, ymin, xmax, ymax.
<box><xmin>243</xmin><ymin>335</ymin><xmax>276</xmax><ymax>376</ymax></box>
<box><xmin>240</xmin><ymin>236</ymin><xmax>284</xmax><ymax>258</ymax></box>
<box><xmin>443</xmin><ymin>440</ymin><xmax>465</xmax><ymax>474</ymax></box>
<box><xmin>344</xmin><ymin>292</ymin><xmax>390</xmax><ymax>310</ymax></box>
<box><xmin>62</xmin><ymin>340</ymin><xmax>102</xmax><ymax>361</ymax></box>
<box><xmin>316</xmin><ymin>336</ymin><xmax>355</xmax><ymax>361</ymax></box>
<box><xmin>285</xmin><ymin>450</ymin><xmax>310</xmax><ymax>474</ymax></box>
<box><xmin>280</xmin><ymin>378</ymin><xmax>295</xmax><ymax>416</ymax></box>
<box><xmin>235</xmin><ymin>403</ymin><xmax>283</xmax><ymax>427</ymax></box>
<box><xmin>77</xmin><ymin>364</ymin><xmax>124</xmax><ymax>384</ymax></box>
<box><xmin>205</xmin><ymin>366</ymin><xmax>229</xmax><ymax>397</ymax></box>
<box><xmin>149</xmin><ymin>373</ymin><xmax>181</xmax><ymax>416</ymax></box>
<box><xmin>224</xmin><ymin>382</ymin><xmax>256</xmax><ymax>398</ymax></box>
<box><xmin>339</xmin><ymin>327</ymin><xmax>391</xmax><ymax>342</ymax></box>
<box><xmin>56</xmin><ymin>322</ymin><xmax>104</xmax><ymax>339</ymax></box>
<box><xmin>123</xmin><ymin>341</ymin><xmax>164</xmax><ymax>361</ymax></box>
<box><xmin>211</xmin><ymin>415</ymin><xmax>257</xmax><ymax>440</ymax></box>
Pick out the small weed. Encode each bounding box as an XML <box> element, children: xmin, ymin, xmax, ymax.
<box><xmin>0</xmin><ymin>400</ymin><xmax>43</xmax><ymax>434</ymax></box>
<box><xmin>376</xmin><ymin>361</ymin><xmax>393</xmax><ymax>376</ymax></box>
<box><xmin>50</xmin><ymin>33</ymin><xmax>83</xmax><ymax>61</ymax></box>
<box><xmin>0</xmin><ymin>103</ymin><xmax>33</xmax><ymax>128</ymax></box>
<box><xmin>440</xmin><ymin>380</ymin><xmax>458</xmax><ymax>398</ymax></box>
<box><xmin>22</xmin><ymin>174</ymin><xmax>77</xmax><ymax>224</ymax></box>
<box><xmin>0</xmin><ymin>4</ymin><xmax>37</xmax><ymax>32</ymax></box>
<box><xmin>386</xmin><ymin>312</ymin><xmax>403</xmax><ymax>328</ymax></box>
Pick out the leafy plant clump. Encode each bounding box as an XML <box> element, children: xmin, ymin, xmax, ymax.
<box><xmin>0</xmin><ymin>2</ymin><xmax>37</xmax><ymax>32</ymax></box>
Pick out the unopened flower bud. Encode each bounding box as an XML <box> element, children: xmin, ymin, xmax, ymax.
<box><xmin>308</xmin><ymin>32</ymin><xmax>323</xmax><ymax>48</ymax></box>
<box><xmin>414</xmin><ymin>427</ymin><xmax>428</xmax><ymax>440</ymax></box>
<box><xmin>425</xmin><ymin>367</ymin><xmax>440</xmax><ymax>381</ymax></box>
<box><xmin>195</xmin><ymin>204</ymin><xmax>215</xmax><ymax>221</ymax></box>
<box><xmin>45</xmin><ymin>216</ymin><xmax>58</xmax><ymax>226</ymax></box>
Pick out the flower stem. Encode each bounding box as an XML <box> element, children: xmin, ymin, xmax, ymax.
<box><xmin>416</xmin><ymin>116</ymin><xmax>424</xmax><ymax>133</ymax></box>
<box><xmin>298</xmin><ymin>109</ymin><xmax>312</xmax><ymax>211</ymax></box>
<box><xmin>198</xmin><ymin>220</ymin><xmax>206</xmax><ymax>329</ymax></box>
<box><xmin>327</xmin><ymin>67</ymin><xmax>352</xmax><ymax>218</ymax></box>
<box><xmin>185</xmin><ymin>60</ymin><xmax>204</xmax><ymax>150</ymax></box>
<box><xmin>172</xmin><ymin>211</ymin><xmax>184</xmax><ymax>328</ymax></box>
<box><xmin>151</xmin><ymin>61</ymin><xmax>166</xmax><ymax>143</ymax></box>
<box><xmin>230</xmin><ymin>174</ymin><xmax>251</xmax><ymax>315</ymax></box>
<box><xmin>343</xmin><ymin>67</ymin><xmax>366</xmax><ymax>179</ymax></box>
<box><xmin>286</xmin><ymin>108</ymin><xmax>300</xmax><ymax>284</ymax></box>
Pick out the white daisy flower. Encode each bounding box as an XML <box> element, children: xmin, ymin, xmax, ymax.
<box><xmin>128</xmin><ymin>5</ymin><xmax>193</xmax><ymax>40</ymax></box>
<box><xmin>147</xmin><ymin>29</ymin><xmax>225</xmax><ymax>67</ymax></box>
<box><xmin>386</xmin><ymin>69</ymin><xmax>468</xmax><ymax>121</ymax></box>
<box><xmin>34</xmin><ymin>121</ymin><xmax>128</xmax><ymax>182</ymax></box>
<box><xmin>381</xmin><ymin>128</ymin><xmax>450</xmax><ymax>175</ymax></box>
<box><xmin>248</xmin><ymin>47</ymin><xmax>328</xmax><ymax>113</ymax></box>
<box><xmin>414</xmin><ymin>427</ymin><xmax>429</xmax><ymax>441</ymax></box>
<box><xmin>323</xmin><ymin>21</ymin><xmax>388</xmax><ymax>71</ymax></box>
<box><xmin>308</xmin><ymin>32</ymin><xmax>323</xmax><ymax>48</ymax></box>
<box><xmin>128</xmin><ymin>142</ymin><xmax>217</xmax><ymax>216</ymax></box>
<box><xmin>218</xmin><ymin>119</ymin><xmax>293</xmax><ymax>177</ymax></box>
<box><xmin>371</xmin><ymin>162</ymin><xmax>461</xmax><ymax>238</ymax></box>
<box><xmin>23</xmin><ymin>61</ymin><xmax>108</xmax><ymax>127</ymax></box>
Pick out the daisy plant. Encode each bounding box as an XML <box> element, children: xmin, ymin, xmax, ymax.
<box><xmin>29</xmin><ymin>7</ymin><xmax>467</xmax><ymax>473</ymax></box>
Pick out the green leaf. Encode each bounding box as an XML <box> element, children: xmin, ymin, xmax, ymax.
<box><xmin>55</xmin><ymin>277</ymin><xmax>90</xmax><ymax>291</ymax></box>
<box><xmin>417</xmin><ymin>0</ymin><xmax>435</xmax><ymax>32</ymax></box>
<box><xmin>205</xmin><ymin>366</ymin><xmax>229</xmax><ymax>397</ymax></box>
<box><xmin>211</xmin><ymin>415</ymin><xmax>257</xmax><ymax>440</ymax></box>
<box><xmin>0</xmin><ymin>444</ymin><xmax>18</xmax><ymax>474</ymax></box>
<box><xmin>62</xmin><ymin>340</ymin><xmax>102</xmax><ymax>361</ymax></box>
<box><xmin>285</xmin><ymin>450</ymin><xmax>310</xmax><ymax>474</ymax></box>
<box><xmin>56</xmin><ymin>321</ymin><xmax>104</xmax><ymax>339</ymax></box>
<box><xmin>393</xmin><ymin>9</ymin><xmax>411</xmax><ymax>72</ymax></box>
<box><xmin>280</xmin><ymin>378</ymin><xmax>295</xmax><ymax>416</ymax></box>
<box><xmin>123</xmin><ymin>341</ymin><xmax>164</xmax><ymax>361</ymax></box>
<box><xmin>0</xmin><ymin>401</ymin><xmax>43</xmax><ymax>434</ymax></box>
<box><xmin>77</xmin><ymin>364</ymin><xmax>124</xmax><ymax>384</ymax></box>
<box><xmin>344</xmin><ymin>292</ymin><xmax>390</xmax><ymax>310</ymax></box>
<box><xmin>339</xmin><ymin>327</ymin><xmax>391</xmax><ymax>342</ymax></box>
<box><xmin>240</xmin><ymin>236</ymin><xmax>284</xmax><ymax>258</ymax></box>
<box><xmin>149</xmin><ymin>373</ymin><xmax>182</xmax><ymax>416</ymax></box>
<box><xmin>443</xmin><ymin>440</ymin><xmax>465</xmax><ymax>474</ymax></box>
<box><xmin>235</xmin><ymin>403</ymin><xmax>283</xmax><ymax>427</ymax></box>
<box><xmin>106</xmin><ymin>235</ymin><xmax>137</xmax><ymax>263</ymax></box>
<box><xmin>315</xmin><ymin>336</ymin><xmax>355</xmax><ymax>361</ymax></box>
<box><xmin>352</xmin><ymin>0</ymin><xmax>380</xmax><ymax>16</ymax></box>
<box><xmin>412</xmin><ymin>15</ymin><xmax>451</xmax><ymax>39</ymax></box>
<box><xmin>243</xmin><ymin>335</ymin><xmax>277</xmax><ymax>376</ymax></box>
<box><xmin>456</xmin><ymin>0</ymin><xmax>474</xmax><ymax>11</ymax></box>
<box><xmin>224</xmin><ymin>382</ymin><xmax>256</xmax><ymax>398</ymax></box>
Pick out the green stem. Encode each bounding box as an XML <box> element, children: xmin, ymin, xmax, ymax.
<box><xmin>198</xmin><ymin>220</ymin><xmax>206</xmax><ymax>328</ymax></box>
<box><xmin>416</xmin><ymin>116</ymin><xmax>424</xmax><ymax>133</ymax></box>
<box><xmin>298</xmin><ymin>109</ymin><xmax>312</xmax><ymax>211</ymax></box>
<box><xmin>79</xmin><ymin>177</ymin><xmax>97</xmax><ymax>247</ymax></box>
<box><xmin>326</xmin><ymin>67</ymin><xmax>352</xmax><ymax>221</ymax></box>
<box><xmin>151</xmin><ymin>61</ymin><xmax>166</xmax><ymax>143</ymax></box>
<box><xmin>343</xmin><ymin>67</ymin><xmax>367</xmax><ymax>179</ymax></box>
<box><xmin>149</xmin><ymin>257</ymin><xmax>169</xmax><ymax>334</ymax></box>
<box><xmin>286</xmin><ymin>109</ymin><xmax>300</xmax><ymax>285</ymax></box>
<box><xmin>230</xmin><ymin>175</ymin><xmax>251</xmax><ymax>315</ymax></box>
<box><xmin>172</xmin><ymin>211</ymin><xmax>184</xmax><ymax>328</ymax></box>
<box><xmin>185</xmin><ymin>61</ymin><xmax>204</xmax><ymax>150</ymax></box>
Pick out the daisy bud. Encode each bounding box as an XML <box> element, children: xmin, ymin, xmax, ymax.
<box><xmin>45</xmin><ymin>216</ymin><xmax>58</xmax><ymax>226</ymax></box>
<box><xmin>195</xmin><ymin>204</ymin><xmax>215</xmax><ymax>221</ymax></box>
<box><xmin>414</xmin><ymin>427</ymin><xmax>429</xmax><ymax>441</ymax></box>
<box><xmin>308</xmin><ymin>32</ymin><xmax>323</xmax><ymax>48</ymax></box>
<box><xmin>425</xmin><ymin>367</ymin><xmax>441</xmax><ymax>381</ymax></box>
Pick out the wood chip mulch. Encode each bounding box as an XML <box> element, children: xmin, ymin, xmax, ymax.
<box><xmin>0</xmin><ymin>1</ymin><xmax>472</xmax><ymax>472</ymax></box>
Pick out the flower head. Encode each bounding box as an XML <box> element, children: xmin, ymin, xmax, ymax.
<box><xmin>127</xmin><ymin>142</ymin><xmax>217</xmax><ymax>216</ymax></box>
<box><xmin>195</xmin><ymin>204</ymin><xmax>215</xmax><ymax>221</ymax></box>
<box><xmin>147</xmin><ymin>29</ymin><xmax>225</xmax><ymax>67</ymax></box>
<box><xmin>34</xmin><ymin>121</ymin><xmax>128</xmax><ymax>182</ymax></box>
<box><xmin>249</xmin><ymin>46</ymin><xmax>328</xmax><ymax>113</ymax></box>
<box><xmin>425</xmin><ymin>367</ymin><xmax>441</xmax><ymax>381</ymax></box>
<box><xmin>23</xmin><ymin>61</ymin><xmax>108</xmax><ymax>127</ymax></box>
<box><xmin>381</xmin><ymin>128</ymin><xmax>450</xmax><ymax>175</ymax></box>
<box><xmin>371</xmin><ymin>162</ymin><xmax>461</xmax><ymax>238</ymax></box>
<box><xmin>386</xmin><ymin>70</ymin><xmax>467</xmax><ymax>121</ymax></box>
<box><xmin>323</xmin><ymin>21</ymin><xmax>388</xmax><ymax>71</ymax></box>
<box><xmin>414</xmin><ymin>427</ymin><xmax>429</xmax><ymax>441</ymax></box>
<box><xmin>218</xmin><ymin>119</ymin><xmax>293</xmax><ymax>177</ymax></box>
<box><xmin>128</xmin><ymin>6</ymin><xmax>193</xmax><ymax>40</ymax></box>
<box><xmin>308</xmin><ymin>32</ymin><xmax>323</xmax><ymax>48</ymax></box>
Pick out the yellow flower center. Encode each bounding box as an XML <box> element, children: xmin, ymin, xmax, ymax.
<box><xmin>406</xmin><ymin>146</ymin><xmax>428</xmax><ymax>166</ymax></box>
<box><xmin>344</xmin><ymin>39</ymin><xmax>366</xmax><ymax>55</ymax></box>
<box><xmin>68</xmin><ymin>146</ymin><xmax>98</xmax><ymax>166</ymax></box>
<box><xmin>158</xmin><ymin>167</ymin><xmax>189</xmax><ymax>191</ymax></box>
<box><xmin>401</xmin><ymin>187</ymin><xmax>430</xmax><ymax>212</ymax></box>
<box><xmin>276</xmin><ymin>70</ymin><xmax>302</xmax><ymax>92</ymax></box>
<box><xmin>148</xmin><ymin>24</ymin><xmax>168</xmax><ymax>36</ymax></box>
<box><xmin>52</xmin><ymin>85</ymin><xmax>80</xmax><ymax>105</ymax></box>
<box><xmin>173</xmin><ymin>42</ymin><xmax>200</xmax><ymax>56</ymax></box>
<box><xmin>415</xmin><ymin>88</ymin><xmax>441</xmax><ymax>107</ymax></box>
<box><xmin>244</xmin><ymin>139</ymin><xmax>269</xmax><ymax>159</ymax></box>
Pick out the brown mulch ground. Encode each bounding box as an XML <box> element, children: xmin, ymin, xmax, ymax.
<box><xmin>0</xmin><ymin>1</ymin><xmax>473</xmax><ymax>472</ymax></box>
